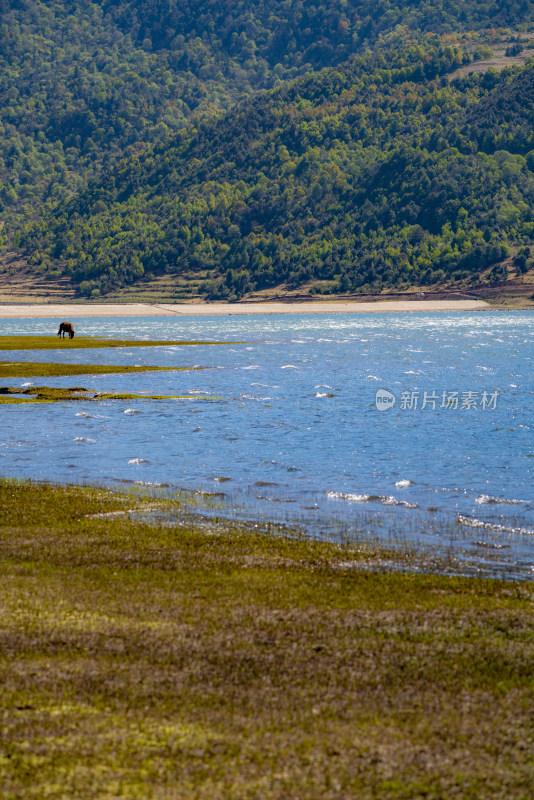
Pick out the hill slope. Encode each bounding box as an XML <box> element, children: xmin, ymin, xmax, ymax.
<box><xmin>1</xmin><ymin>2</ymin><xmax>533</xmax><ymax>297</ymax></box>
<box><xmin>98</xmin><ymin>0</ymin><xmax>529</xmax><ymax>70</ymax></box>
<box><xmin>19</xmin><ymin>49</ymin><xmax>534</xmax><ymax>298</ymax></box>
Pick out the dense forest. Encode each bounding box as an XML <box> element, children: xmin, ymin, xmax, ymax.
<box><xmin>1</xmin><ymin>1</ymin><xmax>533</xmax><ymax>297</ymax></box>
<box><xmin>98</xmin><ymin>0</ymin><xmax>532</xmax><ymax>72</ymax></box>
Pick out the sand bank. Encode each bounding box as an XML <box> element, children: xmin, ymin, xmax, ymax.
<box><xmin>0</xmin><ymin>299</ymin><xmax>489</xmax><ymax>318</ymax></box>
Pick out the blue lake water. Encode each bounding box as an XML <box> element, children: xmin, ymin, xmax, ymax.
<box><xmin>1</xmin><ymin>311</ymin><xmax>533</xmax><ymax>579</ymax></box>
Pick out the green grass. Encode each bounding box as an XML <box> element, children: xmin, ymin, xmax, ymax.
<box><xmin>97</xmin><ymin>392</ymin><xmax>218</xmax><ymax>401</ymax></box>
<box><xmin>0</xmin><ymin>361</ymin><xmax>202</xmax><ymax>379</ymax></box>
<box><xmin>0</xmin><ymin>479</ymin><xmax>533</xmax><ymax>799</ymax></box>
<box><xmin>0</xmin><ymin>336</ymin><xmax>235</xmax><ymax>350</ymax></box>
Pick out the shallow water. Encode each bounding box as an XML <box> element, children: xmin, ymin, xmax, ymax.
<box><xmin>1</xmin><ymin>311</ymin><xmax>533</xmax><ymax>579</ymax></box>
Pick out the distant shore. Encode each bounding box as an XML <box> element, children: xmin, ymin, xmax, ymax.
<box><xmin>0</xmin><ymin>299</ymin><xmax>490</xmax><ymax>318</ymax></box>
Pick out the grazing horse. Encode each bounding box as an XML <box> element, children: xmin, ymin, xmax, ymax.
<box><xmin>57</xmin><ymin>322</ymin><xmax>75</xmax><ymax>339</ymax></box>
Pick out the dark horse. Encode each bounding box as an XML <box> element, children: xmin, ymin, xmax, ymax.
<box><xmin>57</xmin><ymin>322</ymin><xmax>75</xmax><ymax>339</ymax></box>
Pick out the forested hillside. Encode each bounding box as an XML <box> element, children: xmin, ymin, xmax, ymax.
<box><xmin>98</xmin><ymin>0</ymin><xmax>530</xmax><ymax>72</ymax></box>
<box><xmin>0</xmin><ymin>0</ymin><xmax>242</xmax><ymax>241</ymax></box>
<box><xmin>1</xmin><ymin>1</ymin><xmax>533</xmax><ymax>298</ymax></box>
<box><xmin>20</xmin><ymin>51</ymin><xmax>534</xmax><ymax>298</ymax></box>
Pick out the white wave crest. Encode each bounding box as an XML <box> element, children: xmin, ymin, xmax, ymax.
<box><xmin>475</xmin><ymin>495</ymin><xmax>523</xmax><ymax>505</ymax></box>
<box><xmin>241</xmin><ymin>394</ymin><xmax>272</xmax><ymax>401</ymax></box>
<box><xmin>326</xmin><ymin>491</ymin><xmax>370</xmax><ymax>503</ymax></box>
<box><xmin>327</xmin><ymin>491</ymin><xmax>417</xmax><ymax>508</ymax></box>
<box><xmin>457</xmin><ymin>515</ymin><xmax>534</xmax><ymax>535</ymax></box>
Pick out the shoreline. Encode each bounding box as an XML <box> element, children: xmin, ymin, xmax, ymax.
<box><xmin>0</xmin><ymin>298</ymin><xmax>490</xmax><ymax>318</ymax></box>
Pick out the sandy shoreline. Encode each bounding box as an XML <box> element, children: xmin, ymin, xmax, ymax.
<box><xmin>0</xmin><ymin>299</ymin><xmax>490</xmax><ymax>318</ymax></box>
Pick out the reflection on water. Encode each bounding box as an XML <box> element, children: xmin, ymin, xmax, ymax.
<box><xmin>1</xmin><ymin>311</ymin><xmax>533</xmax><ymax>579</ymax></box>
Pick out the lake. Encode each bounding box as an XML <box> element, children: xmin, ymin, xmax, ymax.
<box><xmin>1</xmin><ymin>311</ymin><xmax>533</xmax><ymax>579</ymax></box>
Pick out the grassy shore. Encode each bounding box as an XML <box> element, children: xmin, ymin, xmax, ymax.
<box><xmin>0</xmin><ymin>362</ymin><xmax>201</xmax><ymax>379</ymax></box>
<box><xmin>0</xmin><ymin>336</ymin><xmax>231</xmax><ymax>350</ymax></box>
<box><xmin>0</xmin><ymin>479</ymin><xmax>533</xmax><ymax>799</ymax></box>
<box><xmin>0</xmin><ymin>335</ymin><xmax>216</xmax><ymax>402</ymax></box>
<box><xmin>0</xmin><ymin>386</ymin><xmax>217</xmax><ymax>403</ymax></box>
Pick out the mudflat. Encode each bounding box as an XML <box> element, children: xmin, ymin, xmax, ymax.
<box><xmin>0</xmin><ymin>299</ymin><xmax>490</xmax><ymax>317</ymax></box>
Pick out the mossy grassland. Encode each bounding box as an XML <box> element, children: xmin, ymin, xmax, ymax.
<box><xmin>0</xmin><ymin>362</ymin><xmax>201</xmax><ymax>379</ymax></box>
<box><xmin>0</xmin><ymin>336</ymin><xmax>232</xmax><ymax>350</ymax></box>
<box><xmin>0</xmin><ymin>386</ymin><xmax>217</xmax><ymax>404</ymax></box>
<box><xmin>0</xmin><ymin>480</ymin><xmax>533</xmax><ymax>799</ymax></box>
<box><xmin>0</xmin><ymin>334</ymin><xmax>221</xmax><ymax>401</ymax></box>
